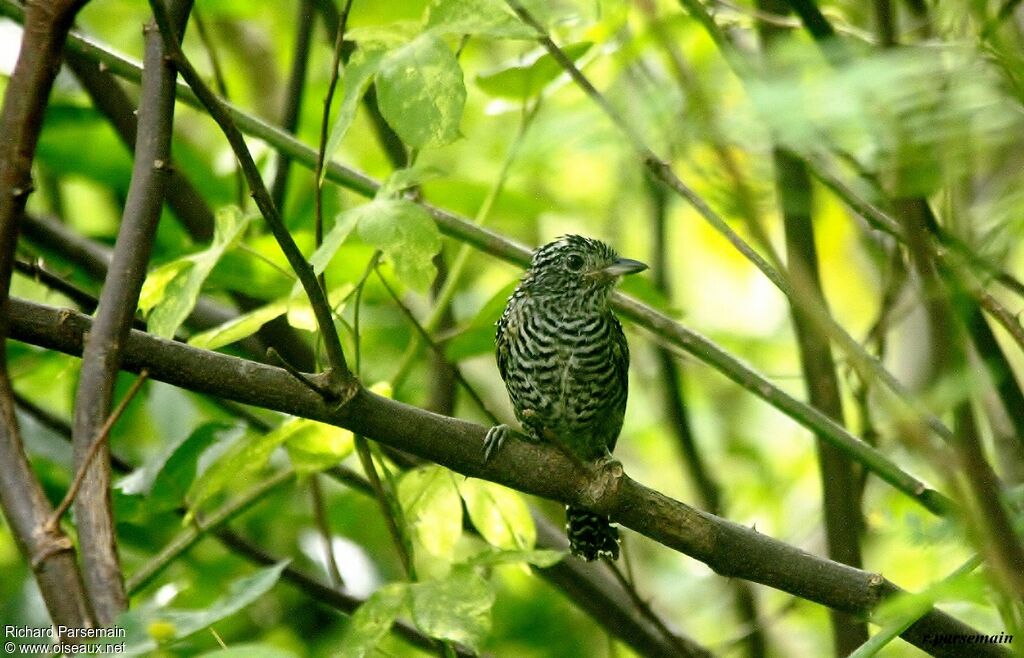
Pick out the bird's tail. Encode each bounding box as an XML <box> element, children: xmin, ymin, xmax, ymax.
<box><xmin>566</xmin><ymin>505</ymin><xmax>619</xmax><ymax>561</ymax></box>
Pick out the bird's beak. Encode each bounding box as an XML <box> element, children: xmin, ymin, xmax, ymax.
<box><xmin>601</xmin><ymin>258</ymin><xmax>648</xmax><ymax>277</ymax></box>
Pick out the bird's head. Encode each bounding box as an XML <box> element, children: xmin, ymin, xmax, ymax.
<box><xmin>520</xmin><ymin>235</ymin><xmax>648</xmax><ymax>303</ymax></box>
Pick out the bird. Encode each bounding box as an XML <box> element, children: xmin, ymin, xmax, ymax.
<box><xmin>483</xmin><ymin>235</ymin><xmax>647</xmax><ymax>561</ymax></box>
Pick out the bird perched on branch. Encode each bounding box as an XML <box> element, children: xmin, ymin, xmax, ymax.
<box><xmin>484</xmin><ymin>235</ymin><xmax>647</xmax><ymax>561</ymax></box>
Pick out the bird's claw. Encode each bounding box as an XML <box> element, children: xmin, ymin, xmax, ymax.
<box><xmin>483</xmin><ymin>424</ymin><xmax>510</xmax><ymax>462</ymax></box>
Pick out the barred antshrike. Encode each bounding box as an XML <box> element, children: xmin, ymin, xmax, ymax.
<box><xmin>484</xmin><ymin>235</ymin><xmax>647</xmax><ymax>561</ymax></box>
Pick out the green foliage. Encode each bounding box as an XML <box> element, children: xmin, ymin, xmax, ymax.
<box><xmin>187</xmin><ymin>418</ymin><xmax>349</xmax><ymax>515</ymax></box>
<box><xmin>140</xmin><ymin>207</ymin><xmax>251</xmax><ymax>338</ymax></box>
<box><xmin>456</xmin><ymin>477</ymin><xmax>536</xmax><ymax>550</ymax></box>
<box><xmin>476</xmin><ymin>42</ymin><xmax>592</xmax><ymax>100</ymax></box>
<box><xmin>409</xmin><ymin>567</ymin><xmax>494</xmax><ymax>649</ymax></box>
<box><xmin>196</xmin><ymin>646</ymin><xmax>299</xmax><ymax>658</ymax></box>
<box><xmin>188</xmin><ymin>299</ymin><xmax>290</xmax><ymax>350</ymax></box>
<box><xmin>337</xmin><ymin>584</ymin><xmax>408</xmax><ymax>658</ymax></box>
<box><xmin>117</xmin><ymin>562</ymin><xmax>288</xmax><ymax>656</ymax></box>
<box><xmin>425</xmin><ymin>0</ymin><xmax>538</xmax><ymax>39</ymax></box>
<box><xmin>376</xmin><ymin>33</ymin><xmax>466</xmax><ymax>148</ymax></box>
<box><xmin>354</xmin><ymin>199</ymin><xmax>442</xmax><ymax>291</ymax></box>
<box><xmin>322</xmin><ymin>47</ymin><xmax>388</xmax><ymax>183</ymax></box>
<box><xmin>398</xmin><ymin>464</ymin><xmax>463</xmax><ymax>560</ymax></box>
<box><xmin>118</xmin><ymin>422</ymin><xmax>237</xmax><ymax>512</ymax></box>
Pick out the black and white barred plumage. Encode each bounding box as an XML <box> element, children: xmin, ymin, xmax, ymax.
<box><xmin>484</xmin><ymin>235</ymin><xmax>647</xmax><ymax>561</ymax></box>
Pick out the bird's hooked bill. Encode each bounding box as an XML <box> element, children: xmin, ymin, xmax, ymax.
<box><xmin>601</xmin><ymin>258</ymin><xmax>648</xmax><ymax>276</ymax></box>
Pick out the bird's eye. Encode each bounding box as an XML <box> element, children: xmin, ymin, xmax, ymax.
<box><xmin>566</xmin><ymin>254</ymin><xmax>585</xmax><ymax>271</ymax></box>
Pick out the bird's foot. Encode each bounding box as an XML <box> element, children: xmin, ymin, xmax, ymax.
<box><xmin>595</xmin><ymin>453</ymin><xmax>623</xmax><ymax>478</ymax></box>
<box><xmin>483</xmin><ymin>424</ymin><xmax>511</xmax><ymax>462</ymax></box>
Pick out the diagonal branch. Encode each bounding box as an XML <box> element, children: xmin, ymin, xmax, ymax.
<box><xmin>6</xmin><ymin>298</ymin><xmax>1005</xmax><ymax>658</ymax></box>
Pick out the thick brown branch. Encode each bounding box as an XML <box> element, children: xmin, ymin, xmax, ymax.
<box><xmin>0</xmin><ymin>0</ymin><xmax>95</xmax><ymax>632</ymax></box>
<box><xmin>6</xmin><ymin>298</ymin><xmax>1005</xmax><ymax>658</ymax></box>
<box><xmin>69</xmin><ymin>0</ymin><xmax>193</xmax><ymax>622</ymax></box>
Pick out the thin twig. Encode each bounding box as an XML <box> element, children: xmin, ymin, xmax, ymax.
<box><xmin>270</xmin><ymin>0</ymin><xmax>316</xmax><ymax>209</ymax></box>
<box><xmin>309</xmin><ymin>474</ymin><xmax>344</xmax><ymax>588</ymax></box>
<box><xmin>315</xmin><ymin>0</ymin><xmax>355</xmax><ymax>253</ymax></box>
<box><xmin>605</xmin><ymin>559</ymin><xmax>695</xmax><ymax>658</ymax></box>
<box><xmin>266</xmin><ymin>347</ymin><xmax>336</xmax><ymax>398</ymax></box>
<box><xmin>126</xmin><ymin>468</ymin><xmax>295</xmax><ymax>593</ymax></box>
<box><xmin>375</xmin><ymin>265</ymin><xmax>500</xmax><ymax>425</ymax></box>
<box><xmin>47</xmin><ymin>370</ymin><xmax>149</xmax><ymax>532</ymax></box>
<box><xmin>192</xmin><ymin>6</ymin><xmax>244</xmax><ymax>207</ymax></box>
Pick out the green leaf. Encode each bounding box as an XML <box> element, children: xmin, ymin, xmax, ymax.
<box><xmin>196</xmin><ymin>645</ymin><xmax>298</xmax><ymax>658</ymax></box>
<box><xmin>338</xmin><ymin>583</ymin><xmax>409</xmax><ymax>658</ymax></box>
<box><xmin>475</xmin><ymin>42</ymin><xmax>591</xmax><ymax>100</ymax></box>
<box><xmin>118</xmin><ymin>423</ymin><xmax>240</xmax><ymax>512</ymax></box>
<box><xmin>186</xmin><ymin>417</ymin><xmax>307</xmax><ymax>514</ymax></box>
<box><xmin>376</xmin><ymin>33</ymin><xmax>466</xmax><ymax>148</ymax></box>
<box><xmin>187</xmin><ymin>299</ymin><xmax>290</xmax><ymax>351</ymax></box>
<box><xmin>376</xmin><ymin>164</ymin><xmax>447</xmax><ymax>200</ymax></box>
<box><xmin>308</xmin><ymin>210</ymin><xmax>361</xmax><ymax>276</ymax></box>
<box><xmin>398</xmin><ymin>465</ymin><xmax>463</xmax><ymax>559</ymax></box>
<box><xmin>466</xmin><ymin>548</ymin><xmax>565</xmax><ymax>568</ymax></box>
<box><xmin>284</xmin><ymin>419</ymin><xmax>355</xmax><ymax>475</ymax></box>
<box><xmin>410</xmin><ymin>567</ymin><xmax>494</xmax><ymax>650</ymax></box>
<box><xmin>456</xmin><ymin>477</ymin><xmax>535</xmax><ymax>550</ymax></box>
<box><xmin>118</xmin><ymin>562</ymin><xmax>288</xmax><ymax>656</ymax></box>
<box><xmin>321</xmin><ymin>47</ymin><xmax>388</xmax><ymax>184</ymax></box>
<box><xmin>425</xmin><ymin>0</ymin><xmax>538</xmax><ymax>39</ymax></box>
<box><xmin>355</xmin><ymin>199</ymin><xmax>442</xmax><ymax>292</ymax></box>
<box><xmin>140</xmin><ymin>207</ymin><xmax>251</xmax><ymax>338</ymax></box>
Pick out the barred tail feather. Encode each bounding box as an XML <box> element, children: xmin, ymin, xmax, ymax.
<box><xmin>566</xmin><ymin>505</ymin><xmax>619</xmax><ymax>561</ymax></box>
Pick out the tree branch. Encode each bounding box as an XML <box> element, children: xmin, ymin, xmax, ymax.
<box><xmin>0</xmin><ymin>0</ymin><xmax>95</xmax><ymax>632</ymax></box>
<box><xmin>6</xmin><ymin>298</ymin><xmax>1005</xmax><ymax>657</ymax></box>
<box><xmin>69</xmin><ymin>0</ymin><xmax>193</xmax><ymax>622</ymax></box>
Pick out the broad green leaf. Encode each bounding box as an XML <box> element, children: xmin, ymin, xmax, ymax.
<box><xmin>355</xmin><ymin>199</ymin><xmax>442</xmax><ymax>291</ymax></box>
<box><xmin>321</xmin><ymin>47</ymin><xmax>388</xmax><ymax>184</ymax></box>
<box><xmin>196</xmin><ymin>645</ymin><xmax>298</xmax><ymax>658</ymax></box>
<box><xmin>138</xmin><ymin>260</ymin><xmax>190</xmax><ymax>311</ymax></box>
<box><xmin>284</xmin><ymin>419</ymin><xmax>355</xmax><ymax>475</ymax></box>
<box><xmin>338</xmin><ymin>583</ymin><xmax>409</xmax><ymax>658</ymax></box>
<box><xmin>466</xmin><ymin>548</ymin><xmax>565</xmax><ymax>568</ymax></box>
<box><xmin>475</xmin><ymin>42</ymin><xmax>591</xmax><ymax>100</ymax></box>
<box><xmin>140</xmin><ymin>207</ymin><xmax>251</xmax><ymax>338</ymax></box>
<box><xmin>309</xmin><ymin>210</ymin><xmax>361</xmax><ymax>276</ymax></box>
<box><xmin>118</xmin><ymin>562</ymin><xmax>288</xmax><ymax>656</ymax></box>
<box><xmin>398</xmin><ymin>465</ymin><xmax>463</xmax><ymax>559</ymax></box>
<box><xmin>187</xmin><ymin>299</ymin><xmax>290</xmax><ymax>350</ymax></box>
<box><xmin>118</xmin><ymin>423</ymin><xmax>240</xmax><ymax>512</ymax></box>
<box><xmin>410</xmin><ymin>567</ymin><xmax>494</xmax><ymax>650</ymax></box>
<box><xmin>456</xmin><ymin>477</ymin><xmax>535</xmax><ymax>550</ymax></box>
<box><xmin>376</xmin><ymin>33</ymin><xmax>466</xmax><ymax>148</ymax></box>
<box><xmin>425</xmin><ymin>0</ymin><xmax>537</xmax><ymax>39</ymax></box>
<box><xmin>186</xmin><ymin>418</ymin><xmax>306</xmax><ymax>513</ymax></box>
